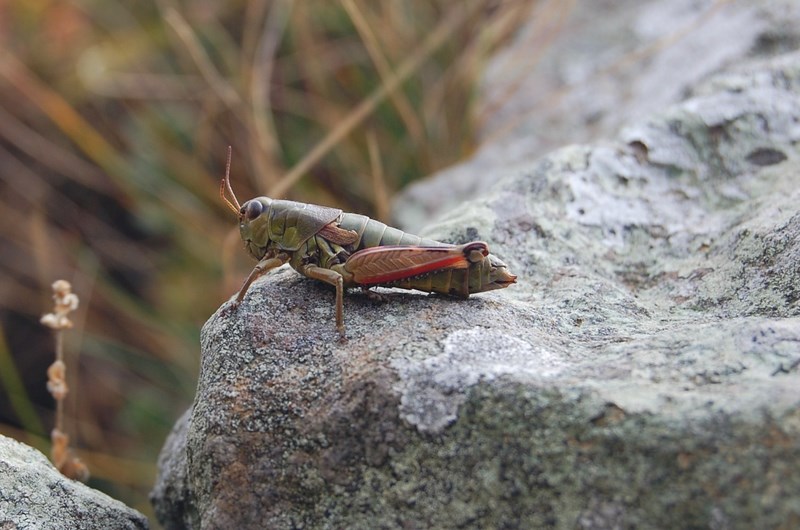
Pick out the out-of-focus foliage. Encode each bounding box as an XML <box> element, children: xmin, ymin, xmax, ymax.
<box><xmin>0</xmin><ymin>0</ymin><xmax>536</xmax><ymax>521</ymax></box>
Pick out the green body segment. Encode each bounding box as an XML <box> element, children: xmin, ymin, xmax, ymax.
<box><xmin>337</xmin><ymin>213</ymin><xmax>439</xmax><ymax>248</ymax></box>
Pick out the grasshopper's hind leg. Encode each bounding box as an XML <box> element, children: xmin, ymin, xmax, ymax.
<box><xmin>299</xmin><ymin>264</ymin><xmax>346</xmax><ymax>338</ymax></box>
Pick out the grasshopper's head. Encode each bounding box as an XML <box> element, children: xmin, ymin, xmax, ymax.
<box><xmin>220</xmin><ymin>147</ymin><xmax>272</xmax><ymax>260</ymax></box>
<box><xmin>237</xmin><ymin>197</ymin><xmax>273</xmax><ymax>259</ymax></box>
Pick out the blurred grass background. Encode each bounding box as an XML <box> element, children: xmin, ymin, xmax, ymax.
<box><xmin>0</xmin><ymin>0</ymin><xmax>541</xmax><ymax>521</ymax></box>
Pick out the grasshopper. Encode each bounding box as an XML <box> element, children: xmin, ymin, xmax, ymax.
<box><xmin>221</xmin><ymin>148</ymin><xmax>516</xmax><ymax>337</ymax></box>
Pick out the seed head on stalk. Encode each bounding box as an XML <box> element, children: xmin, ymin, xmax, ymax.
<box><xmin>40</xmin><ymin>279</ymin><xmax>88</xmax><ymax>482</ymax></box>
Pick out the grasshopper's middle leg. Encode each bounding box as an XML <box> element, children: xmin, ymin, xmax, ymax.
<box><xmin>235</xmin><ymin>253</ymin><xmax>289</xmax><ymax>305</ymax></box>
<box><xmin>299</xmin><ymin>264</ymin><xmax>345</xmax><ymax>338</ymax></box>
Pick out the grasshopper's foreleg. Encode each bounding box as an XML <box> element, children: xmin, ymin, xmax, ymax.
<box><xmin>299</xmin><ymin>264</ymin><xmax>346</xmax><ymax>338</ymax></box>
<box><xmin>235</xmin><ymin>253</ymin><xmax>289</xmax><ymax>305</ymax></box>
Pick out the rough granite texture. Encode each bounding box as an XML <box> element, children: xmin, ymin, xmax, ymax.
<box><xmin>152</xmin><ymin>4</ymin><xmax>800</xmax><ymax>530</ymax></box>
<box><xmin>0</xmin><ymin>434</ymin><xmax>148</xmax><ymax>530</ymax></box>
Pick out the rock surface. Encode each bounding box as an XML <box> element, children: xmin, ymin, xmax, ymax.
<box><xmin>152</xmin><ymin>3</ymin><xmax>800</xmax><ymax>529</ymax></box>
<box><xmin>394</xmin><ymin>0</ymin><xmax>800</xmax><ymax>231</ymax></box>
<box><xmin>0</xmin><ymin>434</ymin><xmax>148</xmax><ymax>530</ymax></box>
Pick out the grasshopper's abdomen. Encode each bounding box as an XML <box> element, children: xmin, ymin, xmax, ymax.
<box><xmin>338</xmin><ymin>213</ymin><xmax>444</xmax><ymax>249</ymax></box>
<box><xmin>337</xmin><ymin>213</ymin><xmax>515</xmax><ymax>296</ymax></box>
<box><xmin>389</xmin><ymin>251</ymin><xmax>513</xmax><ymax>297</ymax></box>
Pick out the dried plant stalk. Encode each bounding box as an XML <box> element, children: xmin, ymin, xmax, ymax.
<box><xmin>40</xmin><ymin>279</ymin><xmax>89</xmax><ymax>482</ymax></box>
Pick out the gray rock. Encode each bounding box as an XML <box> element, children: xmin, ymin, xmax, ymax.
<box><xmin>152</xmin><ymin>17</ymin><xmax>800</xmax><ymax>530</ymax></box>
<box><xmin>394</xmin><ymin>0</ymin><xmax>800</xmax><ymax>232</ymax></box>
<box><xmin>150</xmin><ymin>409</ymin><xmax>195</xmax><ymax>530</ymax></box>
<box><xmin>0</xmin><ymin>434</ymin><xmax>148</xmax><ymax>530</ymax></box>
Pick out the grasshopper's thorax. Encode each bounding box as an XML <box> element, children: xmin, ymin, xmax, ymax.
<box><xmin>238</xmin><ymin>197</ymin><xmax>274</xmax><ymax>260</ymax></box>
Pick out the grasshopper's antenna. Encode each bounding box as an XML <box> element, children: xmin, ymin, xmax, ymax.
<box><xmin>220</xmin><ymin>146</ymin><xmax>241</xmax><ymax>214</ymax></box>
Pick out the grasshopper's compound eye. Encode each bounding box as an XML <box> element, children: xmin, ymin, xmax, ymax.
<box><xmin>241</xmin><ymin>200</ymin><xmax>263</xmax><ymax>221</ymax></box>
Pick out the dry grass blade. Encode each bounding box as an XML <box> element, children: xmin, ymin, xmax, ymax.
<box><xmin>0</xmin><ymin>52</ymin><xmax>132</xmax><ymax>194</ymax></box>
<box><xmin>249</xmin><ymin>0</ymin><xmax>293</xmax><ymax>189</ymax></box>
<box><xmin>341</xmin><ymin>0</ymin><xmax>425</xmax><ymax>144</ymax></box>
<box><xmin>165</xmin><ymin>6</ymin><xmax>284</xmax><ymax>190</ymax></box>
<box><xmin>269</xmin><ymin>1</ymin><xmax>482</xmax><ymax>199</ymax></box>
<box><xmin>366</xmin><ymin>132</ymin><xmax>389</xmax><ymax>223</ymax></box>
<box><xmin>0</xmin><ymin>106</ymin><xmax>111</xmax><ymax>193</ymax></box>
<box><xmin>163</xmin><ymin>8</ymin><xmax>244</xmax><ymax>113</ymax></box>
